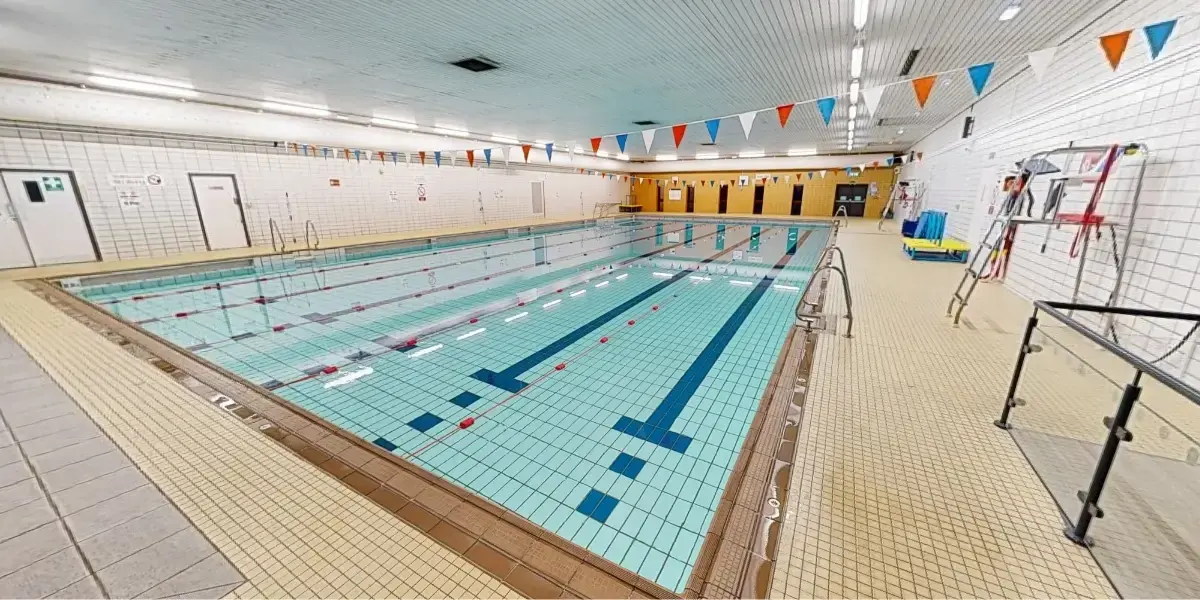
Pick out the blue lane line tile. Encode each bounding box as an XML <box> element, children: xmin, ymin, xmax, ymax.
<box><xmin>374</xmin><ymin>437</ymin><xmax>398</xmax><ymax>452</ymax></box>
<box><xmin>577</xmin><ymin>489</ymin><xmax>620</xmax><ymax>523</ymax></box>
<box><xmin>613</xmin><ymin>231</ymin><xmax>806</xmax><ymax>454</ymax></box>
<box><xmin>407</xmin><ymin>412</ymin><xmax>444</xmax><ymax>433</ymax></box>
<box><xmin>609</xmin><ymin>453</ymin><xmax>646</xmax><ymax>479</ymax></box>
<box><xmin>449</xmin><ymin>391</ymin><xmax>482</xmax><ymax>408</ymax></box>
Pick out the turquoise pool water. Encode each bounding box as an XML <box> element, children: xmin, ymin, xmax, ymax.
<box><xmin>74</xmin><ymin>218</ymin><xmax>830</xmax><ymax>592</ymax></box>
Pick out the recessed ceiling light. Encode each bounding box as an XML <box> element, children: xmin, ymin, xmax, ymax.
<box><xmin>851</xmin><ymin>44</ymin><xmax>864</xmax><ymax>79</ymax></box>
<box><xmin>87</xmin><ymin>75</ymin><xmax>198</xmax><ymax>98</ymax></box>
<box><xmin>491</xmin><ymin>134</ymin><xmax>519</xmax><ymax>144</ymax></box>
<box><xmin>853</xmin><ymin>0</ymin><xmax>869</xmax><ymax>29</ymax></box>
<box><xmin>372</xmin><ymin>117</ymin><xmax>417</xmax><ymax>129</ymax></box>
<box><xmin>788</xmin><ymin>148</ymin><xmax>818</xmax><ymax>156</ymax></box>
<box><xmin>898</xmin><ymin>129</ymin><xmax>905</xmax><ymax>134</ymax></box>
<box><xmin>695</xmin><ymin>151</ymin><xmax>720</xmax><ymax>160</ymax></box>
<box><xmin>848</xmin><ymin>121</ymin><xmax>856</xmax><ymax>131</ymax></box>
<box><xmin>431</xmin><ymin>126</ymin><xmax>470</xmax><ymax>137</ymax></box>
<box><xmin>450</xmin><ymin>56</ymin><xmax>500</xmax><ymax>72</ymax></box>
<box><xmin>849</xmin><ymin>80</ymin><xmax>860</xmax><ymax>100</ymax></box>
<box><xmin>849</xmin><ymin>106</ymin><xmax>858</xmax><ymax>120</ymax></box>
<box><xmin>261</xmin><ymin>100</ymin><xmax>330</xmax><ymax>117</ymax></box>
<box><xmin>656</xmin><ymin>154</ymin><xmax>678</xmax><ymax>161</ymax></box>
<box><xmin>999</xmin><ymin>1</ymin><xmax>1021</xmax><ymax>21</ymax></box>
<box><xmin>739</xmin><ymin>150</ymin><xmax>765</xmax><ymax>158</ymax></box>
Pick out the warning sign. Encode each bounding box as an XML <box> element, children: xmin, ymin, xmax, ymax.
<box><xmin>117</xmin><ymin>189</ymin><xmax>142</xmax><ymax>208</ymax></box>
<box><xmin>417</xmin><ymin>184</ymin><xmax>427</xmax><ymax>202</ymax></box>
<box><xmin>329</xmin><ymin>178</ymin><xmax>341</xmax><ymax>187</ymax></box>
<box><xmin>146</xmin><ymin>173</ymin><xmax>164</xmax><ymax>187</ymax></box>
<box><xmin>108</xmin><ymin>173</ymin><xmax>146</xmax><ymax>187</ymax></box>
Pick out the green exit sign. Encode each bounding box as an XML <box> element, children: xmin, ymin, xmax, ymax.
<box><xmin>42</xmin><ymin>177</ymin><xmax>64</xmax><ymax>192</ymax></box>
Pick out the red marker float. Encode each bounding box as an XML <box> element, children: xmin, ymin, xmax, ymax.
<box><xmin>555</xmin><ymin>363</ymin><xmax>566</xmax><ymax>371</ymax></box>
<box><xmin>321</xmin><ymin>366</ymin><xmax>339</xmax><ymax>374</ymax></box>
<box><xmin>175</xmin><ymin>312</ymin><xmax>189</xmax><ymax>318</ymax></box>
<box><xmin>600</xmin><ymin>337</ymin><xmax>609</xmax><ymax>343</ymax></box>
<box><xmin>627</xmin><ymin>320</ymin><xmax>635</xmax><ymax>326</ymax></box>
<box><xmin>272</xmin><ymin>325</ymin><xmax>286</xmax><ymax>332</ymax></box>
<box><xmin>652</xmin><ymin>305</ymin><xmax>659</xmax><ymax>311</ymax></box>
<box><xmin>459</xmin><ymin>417</ymin><xmax>475</xmax><ymax>429</ymax></box>
<box><xmin>470</xmin><ymin>318</ymin><xmax>479</xmax><ymax>324</ymax></box>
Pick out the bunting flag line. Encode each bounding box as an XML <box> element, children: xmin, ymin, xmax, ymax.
<box><xmin>1144</xmin><ymin>19</ymin><xmax>1177</xmax><ymax>59</ymax></box>
<box><xmin>672</xmin><ymin>124</ymin><xmax>687</xmax><ymax>148</ymax></box>
<box><xmin>777</xmin><ymin>104</ymin><xmax>795</xmax><ymax>127</ymax></box>
<box><xmin>861</xmin><ymin>86</ymin><xmax>885</xmax><ymax>117</ymax></box>
<box><xmin>545</xmin><ymin>143</ymin><xmax>554</xmax><ymax>162</ymax></box>
<box><xmin>377</xmin><ymin>151</ymin><xmax>385</xmax><ymax>162</ymax></box>
<box><xmin>807</xmin><ymin>172</ymin><xmax>814</xmax><ymax>180</ymax></box>
<box><xmin>705</xmin><ymin>119</ymin><xmax>720</xmax><ymax>143</ymax></box>
<box><xmin>418</xmin><ymin>150</ymin><xmax>426</xmax><ymax>165</ymax></box>
<box><xmin>343</xmin><ymin>148</ymin><xmax>351</xmax><ymax>160</ymax></box>
<box><xmin>967</xmin><ymin>62</ymin><xmax>994</xmax><ymax>96</ymax></box>
<box><xmin>502</xmin><ymin>146</ymin><xmax>510</xmax><ymax>165</ymax></box>
<box><xmin>483</xmin><ymin>148</ymin><xmax>492</xmax><ymax>166</ymax></box>
<box><xmin>590</xmin><ymin>137</ymin><xmax>602</xmax><ymax>153</ymax></box>
<box><xmin>642</xmin><ymin>129</ymin><xmax>656</xmax><ymax>152</ymax></box>
<box><xmin>738</xmin><ymin>112</ymin><xmax>756</xmax><ymax>139</ymax></box>
<box><xmin>321</xmin><ymin>147</ymin><xmax>330</xmax><ymax>159</ymax></box>
<box><xmin>616</xmin><ymin>133</ymin><xmax>628</xmax><ymax>153</ymax></box>
<box><xmin>820</xmin><ymin>170</ymin><xmax>827</xmax><ymax>178</ymax></box>
<box><xmin>521</xmin><ymin>144</ymin><xmax>531</xmax><ymax>162</ymax></box>
<box><xmin>466</xmin><ymin>149</ymin><xmax>475</xmax><ymax>167</ymax></box>
<box><xmin>434</xmin><ymin>151</ymin><xmax>441</xmax><ymax>167</ymax></box>
<box><xmin>1027</xmin><ymin>46</ymin><xmax>1057</xmax><ymax>81</ymax></box>
<box><xmin>816</xmin><ymin>97</ymin><xmax>836</xmax><ymax>126</ymax></box>
<box><xmin>1100</xmin><ymin>30</ymin><xmax>1132</xmax><ymax>70</ymax></box>
<box><xmin>353</xmin><ymin>149</ymin><xmax>362</xmax><ymax>162</ymax></box>
<box><xmin>911</xmin><ymin>75</ymin><xmax>937</xmax><ymax>109</ymax></box>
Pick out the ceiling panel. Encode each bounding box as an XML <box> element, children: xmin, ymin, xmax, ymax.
<box><xmin>0</xmin><ymin>0</ymin><xmax>1116</xmax><ymax>157</ymax></box>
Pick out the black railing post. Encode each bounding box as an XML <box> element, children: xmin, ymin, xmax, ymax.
<box><xmin>996</xmin><ymin>311</ymin><xmax>1039</xmax><ymax>429</ymax></box>
<box><xmin>1065</xmin><ymin>370</ymin><xmax>1142</xmax><ymax>546</ymax></box>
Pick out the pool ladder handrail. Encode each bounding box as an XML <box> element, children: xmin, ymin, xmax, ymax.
<box><xmin>304</xmin><ymin>220</ymin><xmax>320</xmax><ymax>251</ymax></box>
<box><xmin>268</xmin><ymin>218</ymin><xmax>286</xmax><ymax>253</ymax></box>
<box><xmin>833</xmin><ymin>205</ymin><xmax>850</xmax><ymax>228</ymax></box>
<box><xmin>795</xmin><ymin>245</ymin><xmax>853</xmax><ymax>337</ymax></box>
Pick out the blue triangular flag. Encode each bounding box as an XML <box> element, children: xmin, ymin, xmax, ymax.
<box><xmin>967</xmin><ymin>62</ymin><xmax>994</xmax><ymax>96</ymax></box>
<box><xmin>807</xmin><ymin>172</ymin><xmax>813</xmax><ymax>180</ymax></box>
<box><xmin>1144</xmin><ymin>19</ymin><xmax>1177</xmax><ymax>60</ymax></box>
<box><xmin>705</xmin><ymin>119</ymin><xmax>720</xmax><ymax>142</ymax></box>
<box><xmin>615</xmin><ymin>134</ymin><xmax>628</xmax><ymax>153</ymax></box>
<box><xmin>321</xmin><ymin>147</ymin><xmax>330</xmax><ymax>158</ymax></box>
<box><xmin>434</xmin><ymin>151</ymin><xmax>441</xmax><ymax>167</ymax></box>
<box><xmin>353</xmin><ymin>149</ymin><xmax>362</xmax><ymax>161</ymax></box>
<box><xmin>483</xmin><ymin>148</ymin><xmax>492</xmax><ymax>166</ymax></box>
<box><xmin>772</xmin><ymin>176</ymin><xmax>778</xmax><ymax>183</ymax></box>
<box><xmin>545</xmin><ymin>143</ymin><xmax>553</xmax><ymax>162</ymax></box>
<box><xmin>817</xmin><ymin>98</ymin><xmax>836</xmax><ymax>126</ymax></box>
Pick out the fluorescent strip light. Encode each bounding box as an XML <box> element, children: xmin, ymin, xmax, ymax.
<box><xmin>730</xmin><ymin>280</ymin><xmax>754</xmax><ymax>286</ymax></box>
<box><xmin>848</xmin><ymin>121</ymin><xmax>856</xmax><ymax>132</ymax></box>
<box><xmin>853</xmin><ymin>0</ymin><xmax>870</xmax><ymax>29</ymax></box>
<box><xmin>491</xmin><ymin>134</ymin><xmax>519</xmax><ymax>144</ymax></box>
<box><xmin>595</xmin><ymin>150</ymin><xmax>610</xmax><ymax>158</ymax></box>
<box><xmin>848</xmin><ymin>106</ymin><xmax>858</xmax><ymax>120</ymax></box>
<box><xmin>898</xmin><ymin>128</ymin><xmax>906</xmax><ymax>134</ymax></box>
<box><xmin>653</xmin><ymin>272</ymin><xmax>673</xmax><ymax>278</ymax></box>
<box><xmin>535</xmin><ymin>139</ymin><xmax>554</xmax><ymax>144</ymax></box>
<box><xmin>849</xmin><ymin>80</ymin><xmax>860</xmax><ymax>100</ymax></box>
<box><xmin>616</xmin><ymin>273</ymin><xmax>629</xmax><ymax>280</ymax></box>
<box><xmin>574</xmin><ymin>145</ymin><xmax>585</xmax><ymax>152</ymax></box>
<box><xmin>999</xmin><ymin>2</ymin><xmax>1021</xmax><ymax>21</ymax></box>
<box><xmin>787</xmin><ymin>148</ymin><xmax>817</xmax><ymax>156</ymax></box>
<box><xmin>88</xmin><ymin>75</ymin><xmax>198</xmax><ymax>98</ymax></box>
<box><xmin>851</xmin><ymin>45</ymin><xmax>864</xmax><ymax>79</ymax></box>
<box><xmin>570</xmin><ymin>290</ymin><xmax>587</xmax><ymax>297</ymax></box>
<box><xmin>773</xmin><ymin>284</ymin><xmax>801</xmax><ymax>291</ymax></box>
<box><xmin>739</xmin><ymin>150</ymin><xmax>765</xmax><ymax>158</ymax></box>
<box><xmin>371</xmin><ymin>117</ymin><xmax>417</xmax><ymax>129</ymax></box>
<box><xmin>457</xmin><ymin>328</ymin><xmax>486</xmax><ymax>340</ymax></box>
<box><xmin>656</xmin><ymin>154</ymin><xmax>678</xmax><ymax>161</ymax></box>
<box><xmin>335</xmin><ymin>115</ymin><xmax>350</xmax><ymax>121</ymax></box>
<box><xmin>616</xmin><ymin>154</ymin><xmax>630</xmax><ymax>161</ymax></box>
<box><xmin>431</xmin><ymin>126</ymin><xmax>470</xmax><ymax>137</ymax></box>
<box><xmin>505</xmin><ymin>312</ymin><xmax>529</xmax><ymax>322</ymax></box>
<box><xmin>409</xmin><ymin>343</ymin><xmax>444</xmax><ymax>358</ymax></box>
<box><xmin>542</xmin><ymin>299</ymin><xmax>562</xmax><ymax>308</ymax></box>
<box><xmin>694</xmin><ymin>151</ymin><xmax>720</xmax><ymax>160</ymax></box>
<box><xmin>595</xmin><ymin>281</ymin><xmax>610</xmax><ymax>288</ymax></box>
<box><xmin>261</xmin><ymin>101</ymin><xmax>330</xmax><ymax>117</ymax></box>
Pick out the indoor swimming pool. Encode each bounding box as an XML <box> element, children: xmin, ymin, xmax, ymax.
<box><xmin>70</xmin><ymin>218</ymin><xmax>830</xmax><ymax>592</ymax></box>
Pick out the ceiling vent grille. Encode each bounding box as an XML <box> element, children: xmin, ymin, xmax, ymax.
<box><xmin>633</xmin><ymin>120</ymin><xmax>659</xmax><ymax>126</ymax></box>
<box><xmin>898</xmin><ymin>49</ymin><xmax>921</xmax><ymax>76</ymax></box>
<box><xmin>451</xmin><ymin>57</ymin><xmax>500</xmax><ymax>72</ymax></box>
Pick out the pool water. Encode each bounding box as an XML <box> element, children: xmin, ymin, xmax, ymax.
<box><xmin>75</xmin><ymin>218</ymin><xmax>830</xmax><ymax>592</ymax></box>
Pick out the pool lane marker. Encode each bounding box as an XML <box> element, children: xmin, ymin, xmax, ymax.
<box><xmin>456</xmin><ymin>328</ymin><xmax>486</xmax><ymax>340</ymax></box>
<box><xmin>408</xmin><ymin>344</ymin><xmax>444</xmax><ymax>358</ymax></box>
<box><xmin>542</xmin><ymin>299</ymin><xmax>562</xmax><ymax>309</ymax></box>
<box><xmin>504</xmin><ymin>312</ymin><xmax>529</xmax><ymax>323</ymax></box>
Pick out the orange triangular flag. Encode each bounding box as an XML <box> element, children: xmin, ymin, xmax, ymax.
<box><xmin>377</xmin><ymin>151</ymin><xmax>385</xmax><ymax>162</ymax></box>
<box><xmin>776</xmin><ymin>104</ymin><xmax>795</xmax><ymax>127</ymax></box>
<box><xmin>1099</xmin><ymin>30</ymin><xmax>1132</xmax><ymax>70</ymax></box>
<box><xmin>590</xmin><ymin>137</ymin><xmax>602</xmax><ymax>153</ymax></box>
<box><xmin>418</xmin><ymin>151</ymin><xmax>426</xmax><ymax>165</ymax></box>
<box><xmin>911</xmin><ymin>76</ymin><xmax>937</xmax><ymax>109</ymax></box>
<box><xmin>466</xmin><ymin>150</ymin><xmax>475</xmax><ymax>167</ymax></box>
<box><xmin>672</xmin><ymin>124</ymin><xmax>687</xmax><ymax>148</ymax></box>
<box><xmin>521</xmin><ymin>145</ymin><xmax>531</xmax><ymax>162</ymax></box>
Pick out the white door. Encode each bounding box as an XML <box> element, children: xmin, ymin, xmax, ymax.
<box><xmin>191</xmin><ymin>174</ymin><xmax>249</xmax><ymax>250</ymax></box>
<box><xmin>531</xmin><ymin>181</ymin><xmax>545</xmax><ymax>216</ymax></box>
<box><xmin>1</xmin><ymin>171</ymin><xmax>97</xmax><ymax>266</ymax></box>
<box><xmin>0</xmin><ymin>188</ymin><xmax>34</xmax><ymax>269</ymax></box>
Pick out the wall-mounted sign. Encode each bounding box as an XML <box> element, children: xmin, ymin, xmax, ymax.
<box><xmin>108</xmin><ymin>173</ymin><xmax>147</xmax><ymax>187</ymax></box>
<box><xmin>117</xmin><ymin>189</ymin><xmax>141</xmax><ymax>208</ymax></box>
<box><xmin>388</xmin><ymin>190</ymin><xmax>399</xmax><ymax>203</ymax></box>
<box><xmin>146</xmin><ymin>173</ymin><xmax>164</xmax><ymax>187</ymax></box>
<box><xmin>738</xmin><ymin>175</ymin><xmax>750</xmax><ymax>186</ymax></box>
<box><xmin>733</xmin><ymin>250</ymin><xmax>744</xmax><ymax>260</ymax></box>
<box><xmin>668</xmin><ymin>189</ymin><xmax>682</xmax><ymax>201</ymax></box>
<box><xmin>329</xmin><ymin>178</ymin><xmax>341</xmax><ymax>187</ymax></box>
<box><xmin>41</xmin><ymin>177</ymin><xmax>63</xmax><ymax>192</ymax></box>
<box><xmin>417</xmin><ymin>184</ymin><xmax>427</xmax><ymax>202</ymax></box>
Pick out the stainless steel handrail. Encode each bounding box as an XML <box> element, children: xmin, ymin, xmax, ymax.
<box><xmin>268</xmin><ymin>218</ymin><xmax>286</xmax><ymax>253</ymax></box>
<box><xmin>304</xmin><ymin>220</ymin><xmax>320</xmax><ymax>250</ymax></box>
<box><xmin>795</xmin><ymin>245</ymin><xmax>854</xmax><ymax>337</ymax></box>
<box><xmin>833</xmin><ymin>205</ymin><xmax>850</xmax><ymax>228</ymax></box>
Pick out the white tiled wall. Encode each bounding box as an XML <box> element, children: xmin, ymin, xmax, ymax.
<box><xmin>0</xmin><ymin>127</ymin><xmax>627</xmax><ymax>261</ymax></box>
<box><xmin>903</xmin><ymin>0</ymin><xmax>1200</xmax><ymax>381</ymax></box>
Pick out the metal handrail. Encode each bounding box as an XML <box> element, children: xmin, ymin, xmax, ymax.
<box><xmin>796</xmin><ymin>245</ymin><xmax>853</xmax><ymax>337</ymax></box>
<box><xmin>268</xmin><ymin>218</ymin><xmax>286</xmax><ymax>253</ymax></box>
<box><xmin>833</xmin><ymin>205</ymin><xmax>850</xmax><ymax>228</ymax></box>
<box><xmin>304</xmin><ymin>220</ymin><xmax>320</xmax><ymax>250</ymax></box>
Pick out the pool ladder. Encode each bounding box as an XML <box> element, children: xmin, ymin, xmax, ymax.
<box><xmin>268</xmin><ymin>218</ymin><xmax>286</xmax><ymax>253</ymax></box>
<box><xmin>796</xmin><ymin>246</ymin><xmax>853</xmax><ymax>337</ymax></box>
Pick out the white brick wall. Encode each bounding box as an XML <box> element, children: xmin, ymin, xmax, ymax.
<box><xmin>0</xmin><ymin>127</ymin><xmax>627</xmax><ymax>261</ymax></box>
<box><xmin>904</xmin><ymin>0</ymin><xmax>1200</xmax><ymax>382</ymax></box>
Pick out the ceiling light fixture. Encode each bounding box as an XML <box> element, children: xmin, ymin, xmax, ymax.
<box><xmin>431</xmin><ymin>126</ymin><xmax>470</xmax><ymax>137</ymax></box>
<box><xmin>88</xmin><ymin>75</ymin><xmax>198</xmax><ymax>99</ymax></box>
<box><xmin>898</xmin><ymin>128</ymin><xmax>905</xmax><ymax>134</ymax></box>
<box><xmin>260</xmin><ymin>100</ymin><xmax>330</xmax><ymax>117</ymax></box>
<box><xmin>595</xmin><ymin>150</ymin><xmax>610</xmax><ymax>157</ymax></box>
<box><xmin>787</xmin><ymin>148</ymin><xmax>818</xmax><ymax>156</ymax></box>
<box><xmin>848</xmin><ymin>120</ymin><xmax>856</xmax><ymax>131</ymax></box>
<box><xmin>694</xmin><ymin>151</ymin><xmax>720</xmax><ymax>160</ymax></box>
<box><xmin>851</xmin><ymin>44</ymin><xmax>864</xmax><ymax>79</ymax></box>
<box><xmin>491</xmin><ymin>134</ymin><xmax>519</xmax><ymax>144</ymax></box>
<box><xmin>849</xmin><ymin>106</ymin><xmax>858</xmax><ymax>120</ymax></box>
<box><xmin>656</xmin><ymin>154</ymin><xmax>678</xmax><ymax>161</ymax></box>
<box><xmin>739</xmin><ymin>150</ymin><xmax>765</xmax><ymax>158</ymax></box>
<box><xmin>535</xmin><ymin>139</ymin><xmax>554</xmax><ymax>145</ymax></box>
<box><xmin>371</xmin><ymin>117</ymin><xmax>417</xmax><ymax>129</ymax></box>
<box><xmin>616</xmin><ymin>154</ymin><xmax>630</xmax><ymax>161</ymax></box>
<box><xmin>999</xmin><ymin>0</ymin><xmax>1021</xmax><ymax>21</ymax></box>
<box><xmin>334</xmin><ymin>115</ymin><xmax>350</xmax><ymax>121</ymax></box>
<box><xmin>853</xmin><ymin>0</ymin><xmax>870</xmax><ymax>30</ymax></box>
<box><xmin>849</xmin><ymin>80</ymin><xmax>860</xmax><ymax>100</ymax></box>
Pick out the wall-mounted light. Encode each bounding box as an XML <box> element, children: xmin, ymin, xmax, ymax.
<box><xmin>371</xmin><ymin>117</ymin><xmax>417</xmax><ymax>129</ymax></box>
<box><xmin>430</xmin><ymin>126</ymin><xmax>470</xmax><ymax>137</ymax></box>
<box><xmin>999</xmin><ymin>0</ymin><xmax>1021</xmax><ymax>21</ymax></box>
<box><xmin>787</xmin><ymin>148</ymin><xmax>818</xmax><ymax>156</ymax></box>
<box><xmin>738</xmin><ymin>150</ymin><xmax>765</xmax><ymax>158</ymax></box>
<box><xmin>88</xmin><ymin>75</ymin><xmax>198</xmax><ymax>99</ymax></box>
<box><xmin>851</xmin><ymin>44</ymin><xmax>864</xmax><ymax>79</ymax></box>
<box><xmin>261</xmin><ymin>100</ymin><xmax>330</xmax><ymax>117</ymax></box>
<box><xmin>854</xmin><ymin>0</ymin><xmax>870</xmax><ymax>30</ymax></box>
<box><xmin>694</xmin><ymin>151</ymin><xmax>720</xmax><ymax>160</ymax></box>
<box><xmin>491</xmin><ymin>134</ymin><xmax>519</xmax><ymax>144</ymax></box>
<box><xmin>656</xmin><ymin>154</ymin><xmax>678</xmax><ymax>161</ymax></box>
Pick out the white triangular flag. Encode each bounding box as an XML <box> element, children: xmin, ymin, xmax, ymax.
<box><xmin>861</xmin><ymin>86</ymin><xmax>886</xmax><ymax>117</ymax></box>
<box><xmin>738</xmin><ymin>111</ymin><xmax>756</xmax><ymax>139</ymax></box>
<box><xmin>403</xmin><ymin>152</ymin><xmax>410</xmax><ymax>165</ymax></box>
<box><xmin>820</xmin><ymin>170</ymin><xmax>827</xmax><ymax>178</ymax></box>
<box><xmin>568</xmin><ymin>143</ymin><xmax>575</xmax><ymax>162</ymax></box>
<box><xmin>449</xmin><ymin>152</ymin><xmax>456</xmax><ymax>166</ymax></box>
<box><xmin>784</xmin><ymin>175</ymin><xmax>790</xmax><ymax>183</ymax></box>
<box><xmin>503</xmin><ymin>146</ymin><xmax>512</xmax><ymax>165</ymax></box>
<box><xmin>641</xmin><ymin>129</ymin><xmax>656</xmax><ymax>152</ymax></box>
<box><xmin>1028</xmin><ymin>47</ymin><xmax>1057</xmax><ymax>82</ymax></box>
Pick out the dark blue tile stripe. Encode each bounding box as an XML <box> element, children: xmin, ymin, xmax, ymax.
<box><xmin>613</xmin><ymin>230</ymin><xmax>809</xmax><ymax>453</ymax></box>
<box><xmin>448</xmin><ymin>391</ymin><xmax>482</xmax><ymax>408</ymax></box>
<box><xmin>407</xmin><ymin>412</ymin><xmax>444</xmax><ymax>433</ymax></box>
<box><xmin>577</xmin><ymin>489</ymin><xmax>620</xmax><ymax>523</ymax></box>
<box><xmin>609</xmin><ymin>453</ymin><xmax>646</xmax><ymax>479</ymax></box>
<box><xmin>373</xmin><ymin>437</ymin><xmax>398</xmax><ymax>452</ymax></box>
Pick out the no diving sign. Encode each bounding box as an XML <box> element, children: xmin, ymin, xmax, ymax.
<box><xmin>417</xmin><ymin>184</ymin><xmax>427</xmax><ymax>202</ymax></box>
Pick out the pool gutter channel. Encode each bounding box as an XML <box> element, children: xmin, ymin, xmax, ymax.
<box><xmin>28</xmin><ymin>282</ymin><xmax>681</xmax><ymax>599</ymax></box>
<box><xmin>681</xmin><ymin>222</ymin><xmax>838</xmax><ymax>598</ymax></box>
